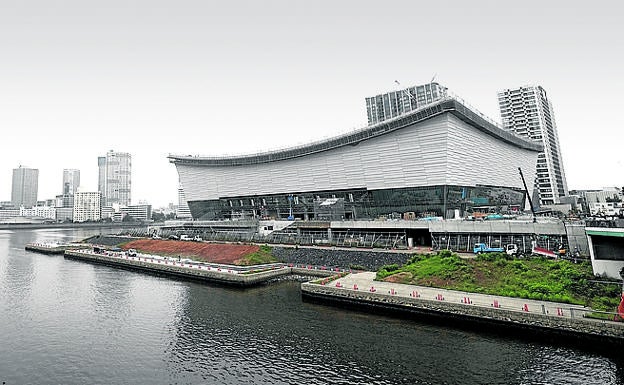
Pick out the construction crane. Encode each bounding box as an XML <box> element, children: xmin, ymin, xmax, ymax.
<box><xmin>518</xmin><ymin>167</ymin><xmax>537</xmax><ymax>223</ymax></box>
<box><xmin>394</xmin><ymin>80</ymin><xmax>415</xmax><ymax>102</ymax></box>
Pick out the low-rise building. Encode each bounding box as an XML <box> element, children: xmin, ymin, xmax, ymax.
<box><xmin>20</xmin><ymin>205</ymin><xmax>56</xmax><ymax>220</ymax></box>
<box><xmin>0</xmin><ymin>209</ymin><xmax>20</xmax><ymax>219</ymax></box>
<box><xmin>571</xmin><ymin>187</ymin><xmax>623</xmax><ymax>216</ymax></box>
<box><xmin>56</xmin><ymin>207</ymin><xmax>73</xmax><ymax>222</ymax></box>
<box><xmin>121</xmin><ymin>204</ymin><xmax>152</xmax><ymax>222</ymax></box>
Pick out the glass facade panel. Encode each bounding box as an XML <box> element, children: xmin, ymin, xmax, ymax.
<box><xmin>187</xmin><ymin>185</ymin><xmax>526</xmax><ymax>221</ymax></box>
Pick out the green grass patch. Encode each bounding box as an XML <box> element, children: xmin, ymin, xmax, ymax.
<box><xmin>376</xmin><ymin>250</ymin><xmax>622</xmax><ymax>312</ymax></box>
<box><xmin>237</xmin><ymin>245</ymin><xmax>277</xmax><ymax>266</ymax></box>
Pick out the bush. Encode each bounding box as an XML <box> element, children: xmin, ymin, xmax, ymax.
<box><xmin>475</xmin><ymin>252</ymin><xmax>505</xmax><ymax>262</ymax></box>
<box><xmin>438</xmin><ymin>249</ymin><xmax>454</xmax><ymax>259</ymax></box>
<box><xmin>381</xmin><ymin>263</ymin><xmax>400</xmax><ymax>272</ymax></box>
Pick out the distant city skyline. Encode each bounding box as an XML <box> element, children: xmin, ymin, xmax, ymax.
<box><xmin>0</xmin><ymin>1</ymin><xmax>622</xmax><ymax>207</ymax></box>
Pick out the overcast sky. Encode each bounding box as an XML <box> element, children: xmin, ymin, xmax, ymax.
<box><xmin>1</xmin><ymin>0</ymin><xmax>622</xmax><ymax>208</ymax></box>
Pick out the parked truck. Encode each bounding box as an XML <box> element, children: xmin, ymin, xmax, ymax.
<box><xmin>505</xmin><ymin>243</ymin><xmax>522</xmax><ymax>256</ymax></box>
<box><xmin>530</xmin><ymin>241</ymin><xmax>564</xmax><ymax>259</ymax></box>
<box><xmin>473</xmin><ymin>243</ymin><xmax>504</xmax><ymax>254</ymax></box>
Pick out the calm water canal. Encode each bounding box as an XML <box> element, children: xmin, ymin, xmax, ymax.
<box><xmin>1</xmin><ymin>228</ymin><xmax>622</xmax><ymax>384</ymax></box>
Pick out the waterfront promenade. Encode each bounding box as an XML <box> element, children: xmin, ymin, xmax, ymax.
<box><xmin>302</xmin><ymin>272</ymin><xmax>624</xmax><ymax>346</ymax></box>
<box><xmin>333</xmin><ymin>272</ymin><xmax>590</xmax><ymax>318</ymax></box>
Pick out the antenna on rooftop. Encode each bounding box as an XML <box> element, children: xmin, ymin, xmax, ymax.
<box><xmin>430</xmin><ymin>74</ymin><xmax>437</xmax><ymax>83</ymax></box>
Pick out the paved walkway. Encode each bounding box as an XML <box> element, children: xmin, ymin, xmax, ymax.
<box><xmin>330</xmin><ymin>272</ymin><xmax>600</xmax><ymax>321</ymax></box>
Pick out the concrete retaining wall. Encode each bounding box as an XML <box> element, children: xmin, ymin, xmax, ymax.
<box><xmin>301</xmin><ymin>283</ymin><xmax>624</xmax><ymax>346</ymax></box>
<box><xmin>26</xmin><ymin>244</ymin><xmax>84</xmax><ymax>255</ymax></box>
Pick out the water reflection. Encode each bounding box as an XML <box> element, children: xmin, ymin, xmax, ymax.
<box><xmin>0</xmin><ymin>229</ymin><xmax>623</xmax><ymax>384</ymax></box>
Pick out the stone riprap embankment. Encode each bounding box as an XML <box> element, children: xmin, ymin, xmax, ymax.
<box><xmin>302</xmin><ymin>272</ymin><xmax>624</xmax><ymax>347</ymax></box>
<box><xmin>79</xmin><ymin>237</ymin><xmax>416</xmax><ymax>270</ymax></box>
<box><xmin>83</xmin><ymin>235</ymin><xmax>140</xmax><ymax>247</ymax></box>
<box><xmin>273</xmin><ymin>246</ymin><xmax>413</xmax><ymax>271</ymax></box>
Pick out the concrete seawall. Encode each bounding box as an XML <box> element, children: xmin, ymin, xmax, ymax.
<box><xmin>301</xmin><ymin>280</ymin><xmax>624</xmax><ymax>348</ymax></box>
<box><xmin>64</xmin><ymin>250</ymin><xmax>333</xmax><ymax>286</ymax></box>
<box><xmin>26</xmin><ymin>244</ymin><xmax>86</xmax><ymax>255</ymax></box>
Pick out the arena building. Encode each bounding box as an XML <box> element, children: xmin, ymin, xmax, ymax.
<box><xmin>169</xmin><ymin>97</ymin><xmax>543</xmax><ymax>222</ymax></box>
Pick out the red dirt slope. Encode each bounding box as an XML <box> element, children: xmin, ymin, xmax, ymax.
<box><xmin>122</xmin><ymin>239</ymin><xmax>259</xmax><ymax>265</ymax></box>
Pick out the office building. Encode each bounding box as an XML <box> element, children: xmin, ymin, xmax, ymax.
<box><xmin>498</xmin><ymin>85</ymin><xmax>568</xmax><ymax>205</ymax></box>
<box><xmin>365</xmin><ymin>82</ymin><xmax>447</xmax><ymax>125</ymax></box>
<box><xmin>98</xmin><ymin>150</ymin><xmax>131</xmax><ymax>207</ymax></box>
<box><xmin>62</xmin><ymin>169</ymin><xmax>81</xmax><ymax>195</ymax></box>
<box><xmin>121</xmin><ymin>204</ymin><xmax>152</xmax><ymax>222</ymax></box>
<box><xmin>11</xmin><ymin>166</ymin><xmax>39</xmax><ymax>208</ymax></box>
<box><xmin>98</xmin><ymin>156</ymin><xmax>106</xmax><ymax>197</ymax></box>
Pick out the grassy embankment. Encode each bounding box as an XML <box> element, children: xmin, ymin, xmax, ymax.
<box><xmin>234</xmin><ymin>245</ymin><xmax>277</xmax><ymax>265</ymax></box>
<box><xmin>376</xmin><ymin>250</ymin><xmax>621</xmax><ymax>312</ymax></box>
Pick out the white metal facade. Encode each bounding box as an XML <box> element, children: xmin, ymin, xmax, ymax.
<box><xmin>174</xmin><ymin>112</ymin><xmax>540</xmax><ymax>203</ymax></box>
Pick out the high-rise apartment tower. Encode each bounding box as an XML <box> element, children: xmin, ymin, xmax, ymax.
<box><xmin>365</xmin><ymin>82</ymin><xmax>447</xmax><ymax>125</ymax></box>
<box><xmin>62</xmin><ymin>169</ymin><xmax>81</xmax><ymax>195</ymax></box>
<box><xmin>498</xmin><ymin>85</ymin><xmax>568</xmax><ymax>205</ymax></box>
<box><xmin>73</xmin><ymin>190</ymin><xmax>102</xmax><ymax>222</ymax></box>
<box><xmin>177</xmin><ymin>183</ymin><xmax>192</xmax><ymax>219</ymax></box>
<box><xmin>98</xmin><ymin>150</ymin><xmax>131</xmax><ymax>207</ymax></box>
<box><xmin>11</xmin><ymin>166</ymin><xmax>39</xmax><ymax>208</ymax></box>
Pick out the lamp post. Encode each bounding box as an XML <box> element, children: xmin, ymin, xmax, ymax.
<box><xmin>287</xmin><ymin>194</ymin><xmax>294</xmax><ymax>220</ymax></box>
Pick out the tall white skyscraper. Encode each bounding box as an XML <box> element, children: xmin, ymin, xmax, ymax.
<box><xmin>97</xmin><ymin>156</ymin><xmax>106</xmax><ymax>197</ymax></box>
<box><xmin>98</xmin><ymin>150</ymin><xmax>132</xmax><ymax>207</ymax></box>
<box><xmin>11</xmin><ymin>166</ymin><xmax>39</xmax><ymax>208</ymax></box>
<box><xmin>62</xmin><ymin>169</ymin><xmax>81</xmax><ymax>195</ymax></box>
<box><xmin>498</xmin><ymin>85</ymin><xmax>568</xmax><ymax>206</ymax></box>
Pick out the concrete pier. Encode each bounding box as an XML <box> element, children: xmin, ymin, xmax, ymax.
<box><xmin>25</xmin><ymin>243</ymin><xmax>86</xmax><ymax>255</ymax></box>
<box><xmin>63</xmin><ymin>249</ymin><xmax>334</xmax><ymax>286</ymax></box>
<box><xmin>302</xmin><ymin>272</ymin><xmax>624</xmax><ymax>347</ymax></box>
